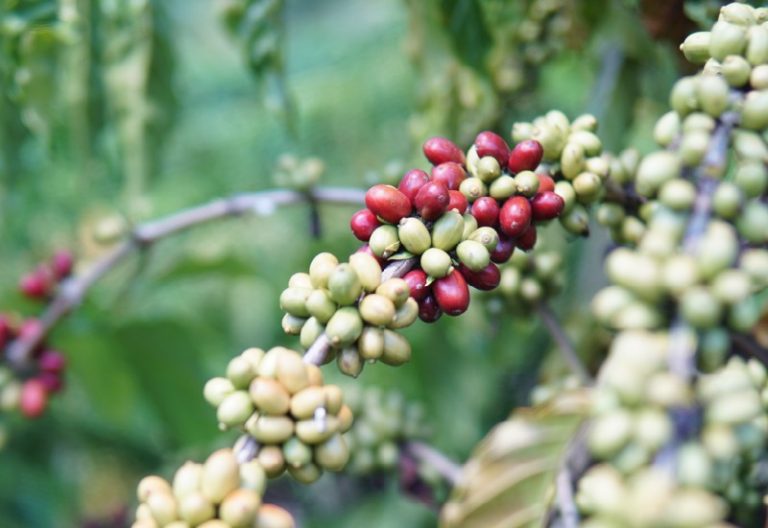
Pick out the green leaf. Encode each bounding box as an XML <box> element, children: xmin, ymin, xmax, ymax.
<box><xmin>440</xmin><ymin>390</ymin><xmax>591</xmax><ymax>528</ymax></box>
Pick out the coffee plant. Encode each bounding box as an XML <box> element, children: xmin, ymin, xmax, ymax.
<box><xmin>1</xmin><ymin>0</ymin><xmax>768</xmax><ymax>527</ymax></box>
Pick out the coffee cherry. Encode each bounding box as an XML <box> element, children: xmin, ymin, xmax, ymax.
<box><xmin>359</xmin><ymin>294</ymin><xmax>396</xmax><ymax>326</ymax></box>
<box><xmin>537</xmin><ymin>173</ymin><xmax>555</xmax><ymax>193</ymax></box>
<box><xmin>350</xmin><ymin>209</ymin><xmax>380</xmax><ymax>241</ymax></box>
<box><xmin>38</xmin><ymin>349</ymin><xmax>66</xmax><ymax>372</ymax></box>
<box><xmin>390</xmin><ymin>297</ymin><xmax>419</xmax><ymax>329</ymax></box>
<box><xmin>516</xmin><ymin>225</ymin><xmax>537</xmax><ymax>251</ymax></box>
<box><xmin>430</xmin><ymin>210</ymin><xmax>465</xmax><ymax>250</ymax></box>
<box><xmin>348</xmin><ymin>253</ymin><xmax>382</xmax><ymax>292</ymax></box>
<box><xmin>413</xmin><ymin>181</ymin><xmax>450</xmax><ymax>221</ymax></box>
<box><xmin>20</xmin><ymin>378</ymin><xmax>48</xmax><ymax>418</ymax></box>
<box><xmin>447</xmin><ymin>190</ymin><xmax>468</xmax><ymax>214</ymax></box>
<box><xmin>507</xmin><ymin>139</ymin><xmax>543</xmax><ymax>174</ymax></box>
<box><xmin>51</xmin><ymin>250</ymin><xmax>74</xmax><ymax>280</ymax></box>
<box><xmin>309</xmin><ymin>253</ymin><xmax>339</xmax><ymax>289</ymax></box>
<box><xmin>19</xmin><ymin>268</ymin><xmax>51</xmax><ymax>299</ymax></box>
<box><xmin>369</xmin><ymin>225</ymin><xmax>401</xmax><ymax>258</ymax></box>
<box><xmin>531</xmin><ymin>191</ymin><xmax>565</xmax><ymax>220</ymax></box>
<box><xmin>38</xmin><ymin>372</ymin><xmax>63</xmax><ymax>393</ymax></box>
<box><xmin>474</xmin><ymin>131</ymin><xmax>510</xmax><ymax>167</ymax></box>
<box><xmin>326</xmin><ymin>307</ymin><xmax>363</xmax><ymax>347</ymax></box>
<box><xmin>358</xmin><ymin>327</ymin><xmax>384</xmax><ymax>359</ymax></box>
<box><xmin>490</xmin><ymin>235</ymin><xmax>515</xmax><ymax>263</ymax></box>
<box><xmin>431</xmin><ymin>162</ymin><xmax>466</xmax><ymax>191</ymax></box>
<box><xmin>470</xmin><ymin>197</ymin><xmax>500</xmax><ymax>227</ymax></box>
<box><xmin>365</xmin><ymin>184</ymin><xmax>412</xmax><ymax>224</ymax></box>
<box><xmin>499</xmin><ymin>196</ymin><xmax>532</xmax><ymax>237</ymax></box>
<box><xmin>467</xmin><ymin>227</ymin><xmax>499</xmax><ymax>251</ymax></box>
<box><xmin>381</xmin><ymin>330</ymin><xmax>412</xmax><ymax>365</ymax></box>
<box><xmin>458</xmin><ymin>263</ymin><xmax>500</xmax><ymax>291</ymax></box>
<box><xmin>422</xmin><ymin>137</ymin><xmax>465</xmax><ymax>165</ymax></box>
<box><xmin>459</xmin><ymin>177</ymin><xmax>487</xmax><ymax>202</ymax></box>
<box><xmin>456</xmin><ymin>240</ymin><xmax>490</xmax><ymax>271</ymax></box>
<box><xmin>376</xmin><ymin>278</ymin><xmax>410</xmax><ymax>306</ymax></box>
<box><xmin>417</xmin><ymin>294</ymin><xmax>442</xmax><ymax>322</ymax></box>
<box><xmin>433</xmin><ymin>270</ymin><xmax>470</xmax><ymax>316</ymax></box>
<box><xmin>488</xmin><ymin>175</ymin><xmax>517</xmax><ymax>200</ymax></box>
<box><xmin>421</xmin><ymin>248</ymin><xmax>453</xmax><ymax>278</ymax></box>
<box><xmin>397</xmin><ymin>169</ymin><xmax>430</xmax><ymax>202</ymax></box>
<box><xmin>476</xmin><ymin>156</ymin><xmax>501</xmax><ymax>183</ymax></box>
<box><xmin>403</xmin><ymin>269</ymin><xmax>429</xmax><ymax>301</ymax></box>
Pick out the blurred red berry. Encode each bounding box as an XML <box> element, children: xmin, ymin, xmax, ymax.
<box><xmin>20</xmin><ymin>379</ymin><xmax>48</xmax><ymax>418</ymax></box>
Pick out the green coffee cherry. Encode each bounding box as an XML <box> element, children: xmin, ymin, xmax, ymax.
<box><xmin>288</xmin><ymin>272</ymin><xmax>313</xmax><ymax>289</ymax></box>
<box><xmin>709</xmin><ymin>21</ymin><xmax>747</xmax><ymax>61</ymax></box>
<box><xmin>398</xmin><ymin>217</ymin><xmax>432</xmax><ymax>255</ymax></box>
<box><xmin>561</xmin><ymin>142</ymin><xmax>585</xmax><ymax>180</ymax></box>
<box><xmin>653</xmin><ymin>111</ymin><xmax>680</xmax><ymax>147</ymax></box>
<box><xmin>173</xmin><ymin>462</ymin><xmax>203</xmax><ymax>499</ymax></box>
<box><xmin>670</xmin><ymin>77</ymin><xmax>699</xmax><ymax>116</ymax></box>
<box><xmin>358</xmin><ymin>326</ymin><xmax>384</xmax><ymax>360</ymax></box>
<box><xmin>349</xmin><ymin>253</ymin><xmax>382</xmax><ymax>292</ymax></box>
<box><xmin>146</xmin><ymin>491</ymin><xmax>178</xmax><ymax>526</ymax></box>
<box><xmin>722</xmin><ymin>55</ymin><xmax>751</xmax><ymax>86</ymax></box>
<box><xmin>337</xmin><ymin>347</ymin><xmax>364</xmax><ymax>377</ymax></box>
<box><xmin>309</xmin><ymin>252</ymin><xmax>338</xmax><ymax>289</ymax></box>
<box><xmin>250</xmin><ymin>378</ymin><xmax>291</xmax><ymax>415</ymax></box>
<box><xmin>635</xmin><ymin>151</ymin><xmax>681</xmax><ymax>197</ymax></box>
<box><xmin>305</xmin><ymin>289</ymin><xmax>337</xmax><ymax>323</ymax></box>
<box><xmin>239</xmin><ymin>460</ymin><xmax>267</xmax><ymax>494</ymax></box>
<box><xmin>476</xmin><ymin>156</ymin><xmax>501</xmax><ymax>182</ymax></box>
<box><xmin>179</xmin><ymin>492</ymin><xmax>215</xmax><ymax>525</ymax></box>
<box><xmin>559</xmin><ymin>204</ymin><xmax>590</xmax><ymax>236</ymax></box>
<box><xmin>468</xmin><ymin>227</ymin><xmax>499</xmax><ymax>251</ymax></box>
<box><xmin>295</xmin><ymin>416</ymin><xmax>339</xmax><ymax>444</ymax></box>
<box><xmin>380</xmin><ymin>330</ymin><xmax>411</xmax><ymax>366</ymax></box>
<box><xmin>751</xmin><ymin>64</ymin><xmax>768</xmax><ymax>88</ymax></box>
<box><xmin>389</xmin><ymin>297</ymin><xmax>418</xmax><ymax>329</ymax></box>
<box><xmin>217</xmin><ymin>391</ymin><xmax>254</xmax><ymax>427</ymax></box>
<box><xmin>456</xmin><ymin>240</ymin><xmax>490</xmax><ymax>271</ymax></box>
<box><xmin>431</xmin><ymin>210</ymin><xmax>465</xmax><ymax>250</ymax></box>
<box><xmin>279</xmin><ymin>287</ymin><xmax>312</xmax><ymax>317</ymax></box>
<box><xmin>680</xmin><ymin>286</ymin><xmax>723</xmax><ymax>328</ymax></box>
<box><xmin>461</xmin><ymin>213</ymin><xmax>479</xmax><ymax>240</ymax></box>
<box><xmin>680</xmin><ymin>31</ymin><xmax>711</xmax><ymax>64</ymax></box>
<box><xmin>220</xmin><ymin>489</ymin><xmax>261</xmax><ymax>527</ymax></box>
<box><xmin>554</xmin><ymin>180</ymin><xmax>576</xmax><ymax>214</ymax></box>
<box><xmin>712</xmin><ymin>182</ymin><xmax>743</xmax><ymax>219</ymax></box>
<box><xmin>282</xmin><ymin>313</ymin><xmax>306</xmax><ymax>335</ymax></box>
<box><xmin>741</xmin><ymin>90</ymin><xmax>768</xmax><ymax>130</ymax></box>
<box><xmin>659</xmin><ymin>179</ymin><xmax>696</xmax><ymax>211</ymax></box>
<box><xmin>247</xmin><ymin>415</ymin><xmax>294</xmax><ymax>444</ymax></box>
<box><xmin>326</xmin><ymin>307</ymin><xmax>363</xmax><ymax>347</ymax></box>
<box><xmin>201</xmin><ymin>449</ymin><xmax>240</xmax><ymax>503</ymax></box>
<box><xmin>369</xmin><ymin>225</ymin><xmax>400</xmax><ymax>258</ymax></box>
<box><xmin>328</xmin><ymin>264</ymin><xmax>363</xmax><ymax>305</ymax></box>
<box><xmin>204</xmin><ymin>377</ymin><xmax>235</xmax><ymax>407</ymax></box>
<box><xmin>679</xmin><ymin>130</ymin><xmax>710</xmax><ymax>166</ymax></box>
<box><xmin>734</xmin><ymin>161</ymin><xmax>767</xmax><ymax>197</ymax></box>
<box><xmin>747</xmin><ymin>24</ymin><xmax>768</xmax><ymax>65</ymax></box>
<box><xmin>359</xmin><ymin>294</ymin><xmax>396</xmax><ymax>326</ymax></box>
<box><xmin>697</xmin><ymin>74</ymin><xmax>730</xmax><ymax>117</ymax></box>
<box><xmin>258</xmin><ymin>445</ymin><xmax>286</xmax><ymax>477</ymax></box>
<box><xmin>736</xmin><ymin>201</ymin><xmax>768</xmax><ymax>243</ymax></box>
<box><xmin>573</xmin><ymin>172</ymin><xmax>601</xmax><ymax>203</ymax></box>
<box><xmin>514</xmin><ymin>170</ymin><xmax>540</xmax><ymax>196</ymax></box>
<box><xmin>459</xmin><ymin>177</ymin><xmax>486</xmax><ymax>202</ymax></box>
<box><xmin>288</xmin><ymin>462</ymin><xmax>322</xmax><ymax>484</ymax></box>
<box><xmin>489</xmin><ymin>175</ymin><xmax>517</xmax><ymax>199</ymax></box>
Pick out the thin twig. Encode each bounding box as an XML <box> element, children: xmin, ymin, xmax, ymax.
<box><xmin>6</xmin><ymin>187</ymin><xmax>366</xmax><ymax>365</ymax></box>
<box><xmin>403</xmin><ymin>440</ymin><xmax>462</xmax><ymax>486</ymax></box>
<box><xmin>535</xmin><ymin>303</ymin><xmax>593</xmax><ymax>385</ymax></box>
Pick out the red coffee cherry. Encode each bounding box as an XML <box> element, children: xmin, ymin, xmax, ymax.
<box><xmin>490</xmin><ymin>235</ymin><xmax>515</xmax><ymax>263</ymax></box>
<box><xmin>0</xmin><ymin>316</ymin><xmax>10</xmax><ymax>349</ymax></box>
<box><xmin>433</xmin><ymin>269</ymin><xmax>470</xmax><ymax>316</ymax></box>
<box><xmin>458</xmin><ymin>263</ymin><xmax>500</xmax><ymax>291</ymax></box>
<box><xmin>38</xmin><ymin>371</ymin><xmax>64</xmax><ymax>394</ymax></box>
<box><xmin>431</xmin><ymin>162</ymin><xmax>466</xmax><ymax>191</ymax></box>
<box><xmin>470</xmin><ymin>197</ymin><xmax>500</xmax><ymax>227</ymax></box>
<box><xmin>537</xmin><ymin>174</ymin><xmax>555</xmax><ymax>193</ymax></box>
<box><xmin>39</xmin><ymin>349</ymin><xmax>66</xmax><ymax>372</ymax></box>
<box><xmin>398</xmin><ymin>169</ymin><xmax>430</xmax><ymax>202</ymax></box>
<box><xmin>474</xmin><ymin>131</ymin><xmax>510</xmax><ymax>167</ymax></box>
<box><xmin>18</xmin><ymin>318</ymin><xmax>43</xmax><ymax>343</ymax></box>
<box><xmin>499</xmin><ymin>196</ymin><xmax>532</xmax><ymax>237</ymax></box>
<box><xmin>51</xmin><ymin>250</ymin><xmax>74</xmax><ymax>280</ymax></box>
<box><xmin>447</xmin><ymin>190</ymin><xmax>468</xmax><ymax>214</ymax></box>
<box><xmin>417</xmin><ymin>294</ymin><xmax>442</xmax><ymax>323</ymax></box>
<box><xmin>365</xmin><ymin>184</ymin><xmax>412</xmax><ymax>224</ymax></box>
<box><xmin>20</xmin><ymin>379</ymin><xmax>48</xmax><ymax>419</ymax></box>
<box><xmin>19</xmin><ymin>267</ymin><xmax>51</xmax><ymax>299</ymax></box>
<box><xmin>350</xmin><ymin>209</ymin><xmax>380</xmax><ymax>241</ymax></box>
<box><xmin>516</xmin><ymin>225</ymin><xmax>537</xmax><ymax>250</ymax></box>
<box><xmin>403</xmin><ymin>269</ymin><xmax>430</xmax><ymax>301</ymax></box>
<box><xmin>423</xmin><ymin>137</ymin><xmax>465</xmax><ymax>165</ymax></box>
<box><xmin>413</xmin><ymin>181</ymin><xmax>450</xmax><ymax>221</ymax></box>
<box><xmin>507</xmin><ymin>139</ymin><xmax>544</xmax><ymax>174</ymax></box>
<box><xmin>531</xmin><ymin>191</ymin><xmax>565</xmax><ymax>220</ymax></box>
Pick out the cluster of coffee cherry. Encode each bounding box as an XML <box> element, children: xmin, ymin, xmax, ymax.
<box><xmin>133</xmin><ymin>448</ymin><xmax>294</xmax><ymax>528</ymax></box>
<box><xmin>18</xmin><ymin>250</ymin><xmax>74</xmax><ymax>300</ymax></box>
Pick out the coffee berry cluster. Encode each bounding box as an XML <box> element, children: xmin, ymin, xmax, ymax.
<box><xmin>18</xmin><ymin>250</ymin><xmax>74</xmax><ymax>300</ymax></box>
<box><xmin>204</xmin><ymin>346</ymin><xmax>353</xmax><ymax>483</ymax></box>
<box><xmin>132</xmin><ymin>448</ymin><xmax>294</xmax><ymax>528</ymax></box>
<box><xmin>280</xmin><ymin>252</ymin><xmax>415</xmax><ymax>376</ymax></box>
<box><xmin>485</xmin><ymin>247</ymin><xmax>564</xmax><ymax>316</ymax></box>
<box><xmin>342</xmin><ymin>385</ymin><xmax>430</xmax><ymax>475</ymax></box>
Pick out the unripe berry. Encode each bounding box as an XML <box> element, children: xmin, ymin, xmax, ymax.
<box><xmin>417</xmin><ymin>294</ymin><xmax>442</xmax><ymax>323</ymax></box>
<box><xmin>470</xmin><ymin>197</ymin><xmax>500</xmax><ymax>227</ymax></box>
<box><xmin>476</xmin><ymin>156</ymin><xmax>501</xmax><ymax>183</ymax></box>
<box><xmin>204</xmin><ymin>377</ymin><xmax>235</xmax><ymax>407</ymax></box>
<box><xmin>146</xmin><ymin>491</ymin><xmax>179</xmax><ymax>526</ymax></box>
<box><xmin>179</xmin><ymin>492</ymin><xmax>215</xmax><ymax>525</ymax></box>
<box><xmin>358</xmin><ymin>326</ymin><xmax>385</xmax><ymax>360</ymax></box>
<box><xmin>350</xmin><ymin>209</ymin><xmax>380</xmax><ymax>241</ymax></box>
<box><xmin>403</xmin><ymin>269</ymin><xmax>429</xmax><ymax>301</ymax></box>
<box><xmin>474</xmin><ymin>131</ymin><xmax>510</xmax><ymax>167</ymax></box>
<box><xmin>375</xmin><ymin>278</ymin><xmax>410</xmax><ymax>307</ymax></box>
<box><xmin>250</xmin><ymin>378</ymin><xmax>291</xmax><ymax>415</ymax></box>
<box><xmin>137</xmin><ymin>475</ymin><xmax>172</xmax><ymax>502</ymax></box>
<box><xmin>364</xmin><ymin>184</ymin><xmax>412</xmax><ymax>224</ymax></box>
<box><xmin>456</xmin><ymin>240</ymin><xmax>490</xmax><ymax>271</ymax></box>
<box><xmin>531</xmin><ymin>191</ymin><xmax>565</xmax><ymax>220</ymax></box>
<box><xmin>315</xmin><ymin>433</ymin><xmax>350</xmax><ymax>471</ymax></box>
<box><xmin>499</xmin><ymin>196</ymin><xmax>532</xmax><ymax>237</ymax></box>
<box><xmin>459</xmin><ymin>177</ymin><xmax>486</xmax><ymax>202</ymax></box>
<box><xmin>422</xmin><ymin>137</ymin><xmax>465</xmax><ymax>165</ymax></box>
<box><xmin>488</xmin><ymin>175</ymin><xmax>517</xmax><ymax>199</ymax></box>
<box><xmin>51</xmin><ymin>250</ymin><xmax>74</xmax><ymax>280</ymax></box>
<box><xmin>430</xmin><ymin>210</ymin><xmax>465</xmax><ymax>250</ymax></box>
<box><xmin>20</xmin><ymin>379</ymin><xmax>48</xmax><ymax>418</ymax></box>
<box><xmin>255</xmin><ymin>504</ymin><xmax>296</xmax><ymax>528</ymax></box>
<box><xmin>359</xmin><ymin>294</ymin><xmax>396</xmax><ymax>326</ymax></box>
<box><xmin>348</xmin><ymin>253</ymin><xmax>382</xmax><ymax>292</ymax></box>
<box><xmin>431</xmin><ymin>162</ymin><xmax>466</xmax><ymax>190</ymax></box>
<box><xmin>458</xmin><ymin>263</ymin><xmax>500</xmax><ymax>291</ymax></box>
<box><xmin>433</xmin><ymin>270</ymin><xmax>470</xmax><ymax>316</ymax></box>
<box><xmin>507</xmin><ymin>139</ymin><xmax>543</xmax><ymax>173</ymax></box>
<box><xmin>514</xmin><ymin>170</ymin><xmax>540</xmax><ymax>197</ymax></box>
<box><xmin>413</xmin><ymin>181</ymin><xmax>450</xmax><ymax>221</ymax></box>
<box><xmin>389</xmin><ymin>297</ymin><xmax>419</xmax><ymax>329</ymax></box>
<box><xmin>326</xmin><ymin>307</ymin><xmax>363</xmax><ymax>347</ymax></box>
<box><xmin>309</xmin><ymin>253</ymin><xmax>339</xmax><ymax>289</ymax></box>
<box><xmin>468</xmin><ymin>227</ymin><xmax>499</xmax><ymax>251</ymax></box>
<box><xmin>369</xmin><ymin>225</ymin><xmax>401</xmax><ymax>258</ymax></box>
<box><xmin>398</xmin><ymin>218</ymin><xmax>432</xmax><ymax>255</ymax></box>
<box><xmin>420</xmin><ymin>248</ymin><xmax>453</xmax><ymax>278</ymax></box>
<box><xmin>397</xmin><ymin>169</ymin><xmax>430</xmax><ymax>202</ymax></box>
<box><xmin>446</xmin><ymin>190</ymin><xmax>468</xmax><ymax>214</ymax></box>
<box><xmin>173</xmin><ymin>462</ymin><xmax>203</xmax><ymax>499</ymax></box>
<box><xmin>381</xmin><ymin>330</ymin><xmax>412</xmax><ymax>365</ymax></box>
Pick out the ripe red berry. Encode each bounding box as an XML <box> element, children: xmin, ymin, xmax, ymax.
<box><xmin>0</xmin><ymin>316</ymin><xmax>11</xmax><ymax>349</ymax></box>
<box><xmin>38</xmin><ymin>371</ymin><xmax>64</xmax><ymax>393</ymax></box>
<box><xmin>417</xmin><ymin>294</ymin><xmax>442</xmax><ymax>323</ymax></box>
<box><xmin>458</xmin><ymin>263</ymin><xmax>500</xmax><ymax>291</ymax></box>
<box><xmin>39</xmin><ymin>349</ymin><xmax>66</xmax><ymax>372</ymax></box>
<box><xmin>490</xmin><ymin>235</ymin><xmax>515</xmax><ymax>263</ymax></box>
<box><xmin>516</xmin><ymin>225</ymin><xmax>537</xmax><ymax>250</ymax></box>
<box><xmin>365</xmin><ymin>184</ymin><xmax>412</xmax><ymax>224</ymax></box>
<box><xmin>398</xmin><ymin>169</ymin><xmax>430</xmax><ymax>202</ymax></box>
<box><xmin>531</xmin><ymin>191</ymin><xmax>565</xmax><ymax>220</ymax></box>
<box><xmin>413</xmin><ymin>181</ymin><xmax>450</xmax><ymax>221</ymax></box>
<box><xmin>403</xmin><ymin>269</ymin><xmax>430</xmax><ymax>301</ymax></box>
<box><xmin>537</xmin><ymin>174</ymin><xmax>555</xmax><ymax>193</ymax></box>
<box><xmin>508</xmin><ymin>139</ymin><xmax>544</xmax><ymax>174</ymax></box>
<box><xmin>447</xmin><ymin>190</ymin><xmax>468</xmax><ymax>214</ymax></box>
<box><xmin>470</xmin><ymin>197</ymin><xmax>500</xmax><ymax>227</ymax></box>
<box><xmin>18</xmin><ymin>318</ymin><xmax>43</xmax><ymax>343</ymax></box>
<box><xmin>20</xmin><ymin>379</ymin><xmax>48</xmax><ymax>418</ymax></box>
<box><xmin>499</xmin><ymin>196</ymin><xmax>532</xmax><ymax>237</ymax></box>
<box><xmin>19</xmin><ymin>267</ymin><xmax>51</xmax><ymax>299</ymax></box>
<box><xmin>350</xmin><ymin>209</ymin><xmax>380</xmax><ymax>241</ymax></box>
<box><xmin>430</xmin><ymin>162</ymin><xmax>466</xmax><ymax>191</ymax></box>
<box><xmin>433</xmin><ymin>269</ymin><xmax>470</xmax><ymax>316</ymax></box>
<box><xmin>474</xmin><ymin>131</ymin><xmax>510</xmax><ymax>167</ymax></box>
<box><xmin>51</xmin><ymin>250</ymin><xmax>74</xmax><ymax>280</ymax></box>
<box><xmin>422</xmin><ymin>137</ymin><xmax>465</xmax><ymax>165</ymax></box>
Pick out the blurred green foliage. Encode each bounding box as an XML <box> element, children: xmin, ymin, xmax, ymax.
<box><xmin>0</xmin><ymin>0</ymin><xmax>693</xmax><ymax>526</ymax></box>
